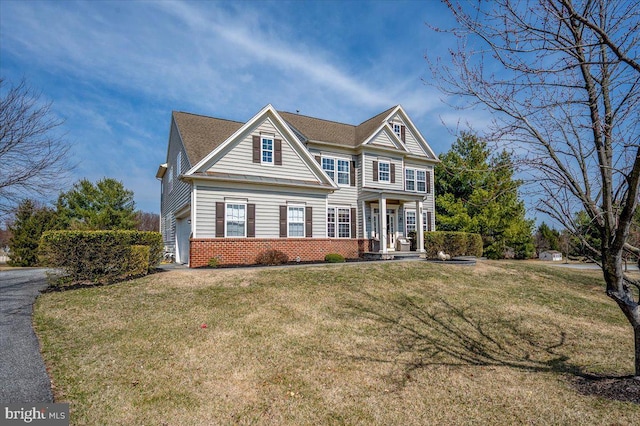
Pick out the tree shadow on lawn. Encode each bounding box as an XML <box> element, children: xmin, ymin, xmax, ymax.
<box><xmin>337</xmin><ymin>291</ymin><xmax>639</xmax><ymax>404</ymax></box>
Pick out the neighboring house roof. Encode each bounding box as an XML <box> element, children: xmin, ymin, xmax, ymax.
<box><xmin>172</xmin><ymin>111</ymin><xmax>243</xmax><ymax>165</ymax></box>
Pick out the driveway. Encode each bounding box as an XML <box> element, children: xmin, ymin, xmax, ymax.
<box><xmin>0</xmin><ymin>268</ymin><xmax>53</xmax><ymax>403</ymax></box>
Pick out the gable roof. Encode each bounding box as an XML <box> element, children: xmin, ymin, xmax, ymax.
<box><xmin>172</xmin><ymin>111</ymin><xmax>243</xmax><ymax>165</ymax></box>
<box><xmin>173</xmin><ymin>105</ymin><xmax>437</xmax><ymax>166</ymax></box>
<box><xmin>278</xmin><ymin>106</ymin><xmax>397</xmax><ymax>148</ymax></box>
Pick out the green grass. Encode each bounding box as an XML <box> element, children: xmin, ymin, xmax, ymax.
<box><xmin>34</xmin><ymin>261</ymin><xmax>640</xmax><ymax>425</ymax></box>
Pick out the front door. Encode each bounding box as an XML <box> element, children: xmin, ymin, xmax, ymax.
<box><xmin>386</xmin><ymin>209</ymin><xmax>396</xmax><ymax>249</ymax></box>
<box><xmin>175</xmin><ymin>217</ymin><xmax>191</xmax><ymax>265</ymax></box>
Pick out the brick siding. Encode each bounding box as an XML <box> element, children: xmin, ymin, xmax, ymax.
<box><xmin>189</xmin><ymin>238</ymin><xmax>369</xmax><ymax>267</ymax></box>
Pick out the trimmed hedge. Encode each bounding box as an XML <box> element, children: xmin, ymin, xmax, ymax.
<box><xmin>423</xmin><ymin>231</ymin><xmax>483</xmax><ymax>258</ymax></box>
<box><xmin>40</xmin><ymin>230</ymin><xmax>162</xmax><ymax>286</ymax></box>
<box><xmin>324</xmin><ymin>253</ymin><xmax>345</xmax><ymax>263</ymax></box>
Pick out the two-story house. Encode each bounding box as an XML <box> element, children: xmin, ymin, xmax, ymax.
<box><xmin>156</xmin><ymin>104</ymin><xmax>438</xmax><ymax>267</ymax></box>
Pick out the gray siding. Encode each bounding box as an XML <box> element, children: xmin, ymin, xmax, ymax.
<box><xmin>210</xmin><ymin>118</ymin><xmax>319</xmax><ymax>182</ymax></box>
<box><xmin>194</xmin><ymin>183</ymin><xmax>327</xmax><ymax>238</ymax></box>
<box><xmin>160</xmin><ymin>119</ymin><xmax>192</xmax><ymax>257</ymax></box>
<box><xmin>362</xmin><ymin>152</ymin><xmax>404</xmax><ymax>191</ymax></box>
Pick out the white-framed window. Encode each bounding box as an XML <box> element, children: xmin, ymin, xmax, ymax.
<box><xmin>176</xmin><ymin>151</ymin><xmax>182</xmax><ymax>175</ymax></box>
<box><xmin>337</xmin><ymin>159</ymin><xmax>350</xmax><ymax>185</ymax></box>
<box><xmin>406</xmin><ymin>210</ymin><xmax>416</xmax><ymax>234</ymax></box>
<box><xmin>378</xmin><ymin>161</ymin><xmax>390</xmax><ymax>183</ymax></box>
<box><xmin>405</xmin><ymin>169</ymin><xmax>415</xmax><ymax>191</ymax></box>
<box><xmin>405</xmin><ymin>168</ymin><xmax>427</xmax><ymax>193</ymax></box>
<box><xmin>423</xmin><ymin>211</ymin><xmax>430</xmax><ymax>232</ymax></box>
<box><xmin>328</xmin><ymin>207</ymin><xmax>351</xmax><ymax>238</ymax></box>
<box><xmin>261</xmin><ymin>137</ymin><xmax>274</xmax><ymax>164</ymax></box>
<box><xmin>168</xmin><ymin>166</ymin><xmax>174</xmax><ymax>192</ymax></box>
<box><xmin>322</xmin><ymin>157</ymin><xmax>335</xmax><ymax>180</ymax></box>
<box><xmin>288</xmin><ymin>206</ymin><xmax>305</xmax><ymax>237</ymax></box>
<box><xmin>417</xmin><ymin>170</ymin><xmax>427</xmax><ymax>193</ymax></box>
<box><xmin>322</xmin><ymin>157</ymin><xmax>350</xmax><ymax>185</ymax></box>
<box><xmin>393</xmin><ymin>123</ymin><xmax>402</xmax><ymax>138</ymax></box>
<box><xmin>225</xmin><ymin>203</ymin><xmax>246</xmax><ymax>237</ymax></box>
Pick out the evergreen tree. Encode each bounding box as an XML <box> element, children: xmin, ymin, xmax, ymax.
<box><xmin>435</xmin><ymin>133</ymin><xmax>534</xmax><ymax>259</ymax></box>
<box><xmin>534</xmin><ymin>222</ymin><xmax>561</xmax><ymax>255</ymax></box>
<box><xmin>56</xmin><ymin>178</ymin><xmax>136</xmax><ymax>230</ymax></box>
<box><xmin>8</xmin><ymin>199</ymin><xmax>57</xmax><ymax>266</ymax></box>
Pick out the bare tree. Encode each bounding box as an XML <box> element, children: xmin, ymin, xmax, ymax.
<box><xmin>135</xmin><ymin>211</ymin><xmax>160</xmax><ymax>231</ymax></box>
<box><xmin>429</xmin><ymin>0</ymin><xmax>640</xmax><ymax>376</ymax></box>
<box><xmin>0</xmin><ymin>78</ymin><xmax>73</xmax><ymax>216</ymax></box>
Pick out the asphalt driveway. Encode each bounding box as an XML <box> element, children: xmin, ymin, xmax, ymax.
<box><xmin>0</xmin><ymin>268</ymin><xmax>53</xmax><ymax>403</ymax></box>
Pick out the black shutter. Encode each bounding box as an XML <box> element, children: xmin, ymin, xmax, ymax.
<box><xmin>373</xmin><ymin>160</ymin><xmax>378</xmax><ymax>181</ymax></box>
<box><xmin>350</xmin><ymin>208</ymin><xmax>357</xmax><ymax>238</ymax></box>
<box><xmin>215</xmin><ymin>202</ymin><xmax>225</xmax><ymax>237</ymax></box>
<box><xmin>252</xmin><ymin>136</ymin><xmax>260</xmax><ymax>163</ymax></box>
<box><xmin>401</xmin><ymin>125</ymin><xmax>406</xmax><ymax>143</ymax></box>
<box><xmin>279</xmin><ymin>205</ymin><xmax>287</xmax><ymax>238</ymax></box>
<box><xmin>426</xmin><ymin>171</ymin><xmax>431</xmax><ymax>194</ymax></box>
<box><xmin>274</xmin><ymin>139</ymin><xmax>282</xmax><ymax>165</ymax></box>
<box><xmin>315</xmin><ymin>155</ymin><xmax>321</xmax><ymax>164</ymax></box>
<box><xmin>305</xmin><ymin>206</ymin><xmax>312</xmax><ymax>237</ymax></box>
<box><xmin>427</xmin><ymin>211</ymin><xmax>432</xmax><ymax>232</ymax></box>
<box><xmin>247</xmin><ymin>204</ymin><xmax>255</xmax><ymax>237</ymax></box>
<box><xmin>390</xmin><ymin>163</ymin><xmax>396</xmax><ymax>183</ymax></box>
<box><xmin>350</xmin><ymin>161</ymin><xmax>356</xmax><ymax>186</ymax></box>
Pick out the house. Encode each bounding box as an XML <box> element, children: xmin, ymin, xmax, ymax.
<box><xmin>539</xmin><ymin>250</ymin><xmax>563</xmax><ymax>261</ymax></box>
<box><xmin>156</xmin><ymin>104</ymin><xmax>439</xmax><ymax>267</ymax></box>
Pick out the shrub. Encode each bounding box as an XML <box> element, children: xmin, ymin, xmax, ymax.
<box><xmin>255</xmin><ymin>249</ymin><xmax>289</xmax><ymax>266</ymax></box>
<box><xmin>207</xmin><ymin>257</ymin><xmax>219</xmax><ymax>268</ymax></box>
<box><xmin>39</xmin><ymin>230</ymin><xmax>162</xmax><ymax>287</ymax></box>
<box><xmin>324</xmin><ymin>253</ymin><xmax>345</xmax><ymax>263</ymax></box>
<box><xmin>423</xmin><ymin>231</ymin><xmax>483</xmax><ymax>258</ymax></box>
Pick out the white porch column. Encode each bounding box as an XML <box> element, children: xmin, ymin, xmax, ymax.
<box><xmin>379</xmin><ymin>195</ymin><xmax>387</xmax><ymax>254</ymax></box>
<box><xmin>416</xmin><ymin>200</ymin><xmax>425</xmax><ymax>253</ymax></box>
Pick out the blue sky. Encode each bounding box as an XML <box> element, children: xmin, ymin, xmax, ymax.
<box><xmin>0</xmin><ymin>0</ymin><xmax>490</xmax><ymax>215</ymax></box>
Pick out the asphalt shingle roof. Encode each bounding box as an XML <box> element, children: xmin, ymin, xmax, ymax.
<box><xmin>173</xmin><ymin>106</ymin><xmax>399</xmax><ymax>166</ymax></box>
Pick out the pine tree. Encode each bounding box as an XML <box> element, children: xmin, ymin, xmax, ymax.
<box><xmin>8</xmin><ymin>199</ymin><xmax>58</xmax><ymax>266</ymax></box>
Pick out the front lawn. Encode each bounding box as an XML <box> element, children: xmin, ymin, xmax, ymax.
<box><xmin>34</xmin><ymin>261</ymin><xmax>640</xmax><ymax>424</ymax></box>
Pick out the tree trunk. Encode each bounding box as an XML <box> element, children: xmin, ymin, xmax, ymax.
<box><xmin>603</xmin><ymin>252</ymin><xmax>640</xmax><ymax>377</ymax></box>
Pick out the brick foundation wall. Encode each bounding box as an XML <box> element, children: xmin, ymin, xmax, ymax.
<box><xmin>189</xmin><ymin>238</ymin><xmax>369</xmax><ymax>267</ymax></box>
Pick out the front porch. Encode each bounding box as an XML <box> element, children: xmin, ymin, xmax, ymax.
<box><xmin>360</xmin><ymin>190</ymin><xmax>429</xmax><ymax>257</ymax></box>
<box><xmin>363</xmin><ymin>250</ymin><xmax>426</xmax><ymax>261</ymax></box>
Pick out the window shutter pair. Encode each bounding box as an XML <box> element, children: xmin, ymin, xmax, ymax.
<box><xmin>252</xmin><ymin>135</ymin><xmax>282</xmax><ymax>165</ymax></box>
<box><xmin>279</xmin><ymin>206</ymin><xmax>313</xmax><ymax>237</ymax></box>
<box><xmin>372</xmin><ymin>161</ymin><xmax>395</xmax><ymax>183</ymax></box>
<box><xmin>216</xmin><ymin>202</ymin><xmax>255</xmax><ymax>237</ymax></box>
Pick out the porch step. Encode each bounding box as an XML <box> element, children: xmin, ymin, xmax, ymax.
<box><xmin>363</xmin><ymin>251</ymin><xmax>425</xmax><ymax>261</ymax></box>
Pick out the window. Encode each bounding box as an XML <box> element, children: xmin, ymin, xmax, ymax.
<box><xmin>417</xmin><ymin>170</ymin><xmax>427</xmax><ymax>193</ymax></box>
<box><xmin>261</xmin><ymin>137</ymin><xmax>273</xmax><ymax>164</ymax></box>
<box><xmin>337</xmin><ymin>159</ymin><xmax>350</xmax><ymax>185</ymax></box>
<box><xmin>176</xmin><ymin>151</ymin><xmax>182</xmax><ymax>175</ymax></box>
<box><xmin>322</xmin><ymin>157</ymin><xmax>335</xmax><ymax>180</ymax></box>
<box><xmin>288</xmin><ymin>206</ymin><xmax>305</xmax><ymax>237</ymax></box>
<box><xmin>328</xmin><ymin>207</ymin><xmax>350</xmax><ymax>238</ymax></box>
<box><xmin>405</xmin><ymin>168</ymin><xmax>427</xmax><ymax>193</ymax></box>
<box><xmin>405</xmin><ymin>169</ymin><xmax>415</xmax><ymax>191</ymax></box>
<box><xmin>393</xmin><ymin>123</ymin><xmax>402</xmax><ymax>138</ymax></box>
<box><xmin>378</xmin><ymin>161</ymin><xmax>390</xmax><ymax>183</ymax></box>
<box><xmin>406</xmin><ymin>210</ymin><xmax>416</xmax><ymax>234</ymax></box>
<box><xmin>168</xmin><ymin>166</ymin><xmax>174</xmax><ymax>192</ymax></box>
<box><xmin>226</xmin><ymin>204</ymin><xmax>246</xmax><ymax>237</ymax></box>
<box><xmin>322</xmin><ymin>157</ymin><xmax>350</xmax><ymax>185</ymax></box>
